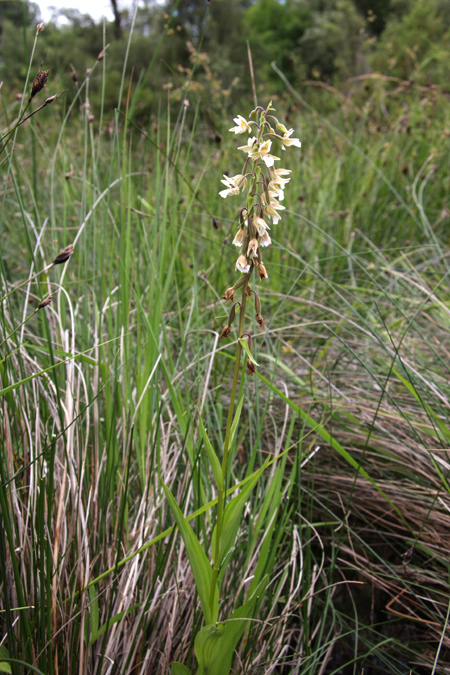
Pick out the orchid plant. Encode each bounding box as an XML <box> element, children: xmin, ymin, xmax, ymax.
<box><xmin>165</xmin><ymin>102</ymin><xmax>301</xmax><ymax>675</ymax></box>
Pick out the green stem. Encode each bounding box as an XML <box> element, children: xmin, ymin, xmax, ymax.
<box><xmin>209</xmin><ymin>271</ymin><xmax>251</xmax><ymax>615</ymax></box>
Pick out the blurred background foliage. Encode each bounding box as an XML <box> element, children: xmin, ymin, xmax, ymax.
<box><xmin>1</xmin><ymin>0</ymin><xmax>450</xmax><ymax>128</ymax></box>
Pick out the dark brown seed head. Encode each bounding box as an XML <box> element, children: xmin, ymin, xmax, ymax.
<box><xmin>53</xmin><ymin>244</ymin><xmax>74</xmax><ymax>266</ymax></box>
<box><xmin>70</xmin><ymin>64</ymin><xmax>78</xmax><ymax>84</ymax></box>
<box><xmin>31</xmin><ymin>69</ymin><xmax>49</xmax><ymax>99</ymax></box>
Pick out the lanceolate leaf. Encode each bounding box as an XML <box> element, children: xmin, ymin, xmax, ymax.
<box><xmin>198</xmin><ymin>417</ymin><xmax>223</xmax><ymax>489</ymax></box>
<box><xmin>211</xmin><ymin>459</ymin><xmax>269</xmax><ymax>570</ymax></box>
<box><xmin>195</xmin><ymin>576</ymin><xmax>268</xmax><ymax>675</ymax></box>
<box><xmin>229</xmin><ymin>396</ymin><xmax>244</xmax><ymax>451</ymax></box>
<box><xmin>163</xmin><ymin>484</ymin><xmax>219</xmax><ymax>625</ymax></box>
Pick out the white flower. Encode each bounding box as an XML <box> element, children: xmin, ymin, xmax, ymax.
<box><xmin>255</xmin><ymin>139</ymin><xmax>280</xmax><ymax>167</ymax></box>
<box><xmin>281</xmin><ymin>129</ymin><xmax>301</xmax><ymax>150</ymax></box>
<box><xmin>254</xmin><ymin>216</ymin><xmax>270</xmax><ymax>236</ymax></box>
<box><xmin>247</xmin><ymin>238</ymin><xmax>259</xmax><ymax>261</ymax></box>
<box><xmin>271</xmin><ymin>167</ymin><xmax>291</xmax><ymax>182</ymax></box>
<box><xmin>232</xmin><ymin>227</ymin><xmax>247</xmax><ymax>246</ymax></box>
<box><xmin>264</xmin><ymin>196</ymin><xmax>285</xmax><ymax>224</ymax></box>
<box><xmin>229</xmin><ymin>115</ymin><xmax>252</xmax><ymax>135</ymax></box>
<box><xmin>246</xmin><ymin>138</ymin><xmax>280</xmax><ymax>167</ymax></box>
<box><xmin>238</xmin><ymin>136</ymin><xmax>258</xmax><ymax>155</ymax></box>
<box><xmin>236</xmin><ymin>254</ymin><xmax>250</xmax><ymax>273</ymax></box>
<box><xmin>219</xmin><ymin>174</ymin><xmax>241</xmax><ymax>198</ymax></box>
<box><xmin>259</xmin><ymin>230</ymin><xmax>272</xmax><ymax>247</ymax></box>
<box><xmin>268</xmin><ymin>168</ymin><xmax>291</xmax><ymax>193</ymax></box>
<box><xmin>269</xmin><ymin>185</ymin><xmax>285</xmax><ymax>201</ymax></box>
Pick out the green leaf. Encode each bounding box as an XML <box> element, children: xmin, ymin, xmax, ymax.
<box><xmin>90</xmin><ymin>603</ymin><xmax>141</xmax><ymax>646</ymax></box>
<box><xmin>211</xmin><ymin>459</ymin><xmax>268</xmax><ymax>570</ymax></box>
<box><xmin>229</xmin><ymin>396</ymin><xmax>244</xmax><ymax>451</ymax></box>
<box><xmin>171</xmin><ymin>663</ymin><xmax>191</xmax><ymax>675</ymax></box>
<box><xmin>238</xmin><ymin>338</ymin><xmax>259</xmax><ymax>366</ymax></box>
<box><xmin>0</xmin><ymin>646</ymin><xmax>11</xmax><ymax>674</ymax></box>
<box><xmin>198</xmin><ymin>417</ymin><xmax>223</xmax><ymax>489</ymax></box>
<box><xmin>88</xmin><ymin>584</ymin><xmax>99</xmax><ymax>644</ymax></box>
<box><xmin>163</xmin><ymin>484</ymin><xmax>219</xmax><ymax>625</ymax></box>
<box><xmin>394</xmin><ymin>368</ymin><xmax>450</xmax><ymax>443</ymax></box>
<box><xmin>195</xmin><ymin>576</ymin><xmax>268</xmax><ymax>675</ymax></box>
<box><xmin>0</xmin><ymin>338</ymin><xmax>118</xmax><ymax>397</ymax></box>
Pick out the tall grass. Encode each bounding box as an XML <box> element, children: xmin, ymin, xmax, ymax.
<box><xmin>0</xmin><ymin>17</ymin><xmax>450</xmax><ymax>675</ymax></box>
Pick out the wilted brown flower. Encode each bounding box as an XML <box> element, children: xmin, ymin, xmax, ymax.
<box><xmin>246</xmin><ymin>358</ymin><xmax>256</xmax><ymax>375</ymax></box>
<box><xmin>220</xmin><ymin>325</ymin><xmax>232</xmax><ymax>339</ymax></box>
<box><xmin>222</xmin><ymin>288</ymin><xmax>234</xmax><ymax>302</ymax></box>
<box><xmin>256</xmin><ymin>314</ymin><xmax>265</xmax><ymax>330</ymax></box>
<box><xmin>53</xmin><ymin>244</ymin><xmax>74</xmax><ymax>266</ymax></box>
<box><xmin>257</xmin><ymin>262</ymin><xmax>268</xmax><ymax>280</ymax></box>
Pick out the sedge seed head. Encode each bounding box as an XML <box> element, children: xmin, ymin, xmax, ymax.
<box><xmin>53</xmin><ymin>244</ymin><xmax>74</xmax><ymax>266</ymax></box>
<box><xmin>31</xmin><ymin>69</ymin><xmax>49</xmax><ymax>99</ymax></box>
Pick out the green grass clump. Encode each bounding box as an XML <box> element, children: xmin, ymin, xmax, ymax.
<box><xmin>0</xmin><ymin>18</ymin><xmax>450</xmax><ymax>675</ymax></box>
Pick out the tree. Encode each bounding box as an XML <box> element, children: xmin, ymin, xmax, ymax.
<box><xmin>244</xmin><ymin>0</ymin><xmax>312</xmax><ymax>88</ymax></box>
<box><xmin>353</xmin><ymin>0</ymin><xmax>392</xmax><ymax>35</ymax></box>
<box><xmin>0</xmin><ymin>0</ymin><xmax>40</xmax><ymax>29</ymax></box>
<box><xmin>110</xmin><ymin>0</ymin><xmax>123</xmax><ymax>39</ymax></box>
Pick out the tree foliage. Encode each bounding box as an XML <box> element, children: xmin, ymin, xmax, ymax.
<box><xmin>0</xmin><ymin>0</ymin><xmax>449</xmax><ymax>121</ymax></box>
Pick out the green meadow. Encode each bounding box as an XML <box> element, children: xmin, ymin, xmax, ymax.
<box><xmin>1</xmin><ymin>1</ymin><xmax>450</xmax><ymax>673</ymax></box>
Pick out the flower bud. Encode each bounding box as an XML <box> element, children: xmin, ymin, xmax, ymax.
<box><xmin>276</xmin><ymin>122</ymin><xmax>289</xmax><ymax>134</ymax></box>
<box><xmin>253</xmin><ymin>291</ymin><xmax>261</xmax><ymax>316</ymax></box>
<box><xmin>228</xmin><ymin>302</ymin><xmax>237</xmax><ymax>326</ymax></box>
